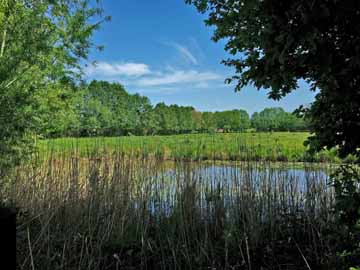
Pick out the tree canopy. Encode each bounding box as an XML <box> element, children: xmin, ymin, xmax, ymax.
<box><xmin>186</xmin><ymin>0</ymin><xmax>360</xmax><ymax>157</ymax></box>
<box><xmin>251</xmin><ymin>107</ymin><xmax>307</xmax><ymax>132</ymax></box>
<box><xmin>32</xmin><ymin>80</ymin><xmax>306</xmax><ymax>137</ymax></box>
<box><xmin>0</xmin><ymin>0</ymin><xmax>107</xmax><ymax>174</ymax></box>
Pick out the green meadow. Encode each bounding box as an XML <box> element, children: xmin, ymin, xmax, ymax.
<box><xmin>37</xmin><ymin>132</ymin><xmax>335</xmax><ymax>162</ymax></box>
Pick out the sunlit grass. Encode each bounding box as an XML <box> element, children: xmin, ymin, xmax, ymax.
<box><xmin>37</xmin><ymin>132</ymin><xmax>337</xmax><ymax>162</ymax></box>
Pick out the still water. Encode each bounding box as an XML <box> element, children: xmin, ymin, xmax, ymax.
<box><xmin>142</xmin><ymin>161</ymin><xmax>334</xmax><ymax>216</ymax></box>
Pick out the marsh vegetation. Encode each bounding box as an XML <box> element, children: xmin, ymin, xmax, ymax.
<box><xmin>12</xmin><ymin>138</ymin><xmax>344</xmax><ymax>269</ymax></box>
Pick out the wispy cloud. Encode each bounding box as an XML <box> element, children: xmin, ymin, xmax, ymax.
<box><xmin>165</xmin><ymin>42</ymin><xmax>198</xmax><ymax>65</ymax></box>
<box><xmin>85</xmin><ymin>62</ymin><xmax>151</xmax><ymax>77</ymax></box>
<box><xmin>85</xmin><ymin>60</ymin><xmax>224</xmax><ymax>94</ymax></box>
<box><xmin>135</xmin><ymin>70</ymin><xmax>221</xmax><ymax>87</ymax></box>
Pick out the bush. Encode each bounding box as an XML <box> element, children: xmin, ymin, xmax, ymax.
<box><xmin>331</xmin><ymin>164</ymin><xmax>360</xmax><ymax>268</ymax></box>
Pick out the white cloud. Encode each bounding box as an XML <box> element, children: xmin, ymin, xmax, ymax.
<box><xmin>86</xmin><ymin>62</ymin><xmax>151</xmax><ymax>77</ymax></box>
<box><xmin>165</xmin><ymin>42</ymin><xmax>198</xmax><ymax>65</ymax></box>
<box><xmin>84</xmin><ymin>60</ymin><xmax>224</xmax><ymax>93</ymax></box>
<box><xmin>135</xmin><ymin>70</ymin><xmax>221</xmax><ymax>87</ymax></box>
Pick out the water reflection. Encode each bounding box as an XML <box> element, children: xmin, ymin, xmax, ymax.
<box><xmin>144</xmin><ymin>161</ymin><xmax>334</xmax><ymax>218</ymax></box>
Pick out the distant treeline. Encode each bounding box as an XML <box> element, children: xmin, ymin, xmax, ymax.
<box><xmin>35</xmin><ymin>80</ymin><xmax>308</xmax><ymax>138</ymax></box>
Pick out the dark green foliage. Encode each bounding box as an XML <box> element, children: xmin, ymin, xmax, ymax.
<box><xmin>305</xmin><ymin>90</ymin><xmax>360</xmax><ymax>158</ymax></box>
<box><xmin>186</xmin><ymin>0</ymin><xmax>360</xmax><ymax>158</ymax></box>
<box><xmin>332</xmin><ymin>165</ymin><xmax>360</xmax><ymax>229</ymax></box>
<box><xmin>331</xmin><ymin>164</ymin><xmax>360</xmax><ymax>267</ymax></box>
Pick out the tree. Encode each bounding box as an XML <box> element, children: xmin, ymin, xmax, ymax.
<box><xmin>191</xmin><ymin>110</ymin><xmax>202</xmax><ymax>132</ymax></box>
<box><xmin>186</xmin><ymin>0</ymin><xmax>360</xmax><ymax>158</ymax></box>
<box><xmin>33</xmin><ymin>83</ymin><xmax>80</xmax><ymax>138</ymax></box>
<box><xmin>251</xmin><ymin>107</ymin><xmax>281</xmax><ymax>131</ymax></box>
<box><xmin>154</xmin><ymin>103</ymin><xmax>176</xmax><ymax>134</ymax></box>
<box><xmin>71</xmin><ymin>81</ymin><xmax>157</xmax><ymax>136</ymax></box>
<box><xmin>177</xmin><ymin>106</ymin><xmax>195</xmax><ymax>133</ymax></box>
<box><xmin>137</xmin><ymin>101</ymin><xmax>158</xmax><ymax>135</ymax></box>
<box><xmin>85</xmin><ymin>80</ymin><xmax>130</xmax><ymax>135</ymax></box>
<box><xmin>237</xmin><ymin>109</ymin><xmax>251</xmax><ymax>131</ymax></box>
<box><xmin>201</xmin><ymin>112</ymin><xmax>216</xmax><ymax>132</ymax></box>
<box><xmin>0</xmin><ymin>0</ymin><xmax>107</xmax><ymax>175</ymax></box>
<box><xmin>251</xmin><ymin>107</ymin><xmax>306</xmax><ymax>132</ymax></box>
<box><xmin>129</xmin><ymin>94</ymin><xmax>155</xmax><ymax>135</ymax></box>
<box><xmin>213</xmin><ymin>109</ymin><xmax>250</xmax><ymax>132</ymax></box>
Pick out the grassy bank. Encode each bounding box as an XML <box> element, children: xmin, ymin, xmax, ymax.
<box><xmin>37</xmin><ymin>132</ymin><xmax>339</xmax><ymax>162</ymax></box>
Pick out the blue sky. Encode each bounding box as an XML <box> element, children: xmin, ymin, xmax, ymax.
<box><xmin>85</xmin><ymin>0</ymin><xmax>316</xmax><ymax>114</ymax></box>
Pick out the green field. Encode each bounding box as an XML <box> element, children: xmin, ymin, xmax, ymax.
<box><xmin>37</xmin><ymin>132</ymin><xmax>336</xmax><ymax>162</ymax></box>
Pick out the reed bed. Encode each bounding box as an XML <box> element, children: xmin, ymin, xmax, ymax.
<box><xmin>9</xmin><ymin>146</ymin><xmax>343</xmax><ymax>270</ymax></box>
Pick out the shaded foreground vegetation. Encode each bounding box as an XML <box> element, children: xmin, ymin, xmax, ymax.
<box><xmin>12</xmin><ymin>148</ymin><xmax>345</xmax><ymax>270</ymax></box>
<box><xmin>38</xmin><ymin>132</ymin><xmax>344</xmax><ymax>163</ymax></box>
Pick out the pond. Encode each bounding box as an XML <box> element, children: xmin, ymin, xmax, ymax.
<box><xmin>142</xmin><ymin>161</ymin><xmax>335</xmax><ymax>217</ymax></box>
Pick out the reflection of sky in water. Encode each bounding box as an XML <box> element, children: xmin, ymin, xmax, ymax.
<box><xmin>143</xmin><ymin>163</ymin><xmax>332</xmax><ymax>216</ymax></box>
<box><xmin>163</xmin><ymin>164</ymin><xmax>329</xmax><ymax>186</ymax></box>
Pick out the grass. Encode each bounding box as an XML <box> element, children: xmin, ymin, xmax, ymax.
<box><xmin>36</xmin><ymin>132</ymin><xmax>339</xmax><ymax>162</ymax></box>
<box><xmin>11</xmin><ymin>142</ymin><xmax>344</xmax><ymax>269</ymax></box>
